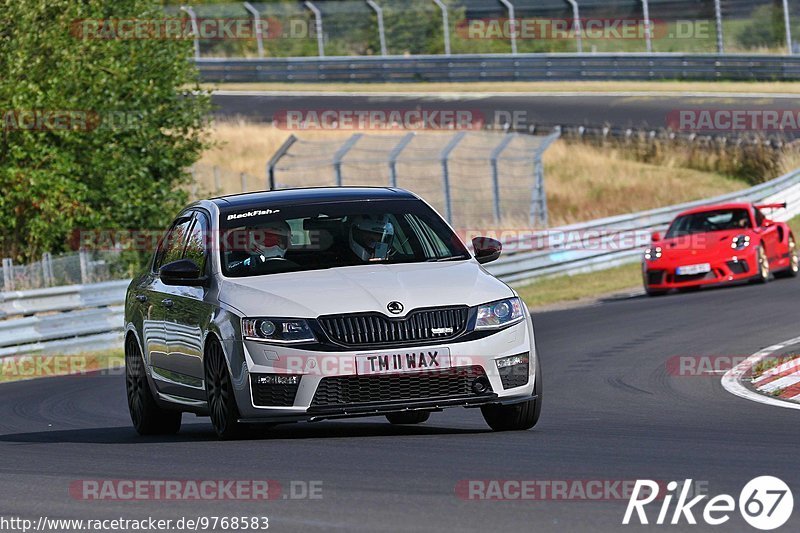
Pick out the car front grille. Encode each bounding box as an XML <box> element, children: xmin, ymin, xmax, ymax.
<box><xmin>310</xmin><ymin>365</ymin><xmax>490</xmax><ymax>407</ymax></box>
<box><xmin>250</xmin><ymin>375</ymin><xmax>300</xmax><ymax>407</ymax></box>
<box><xmin>317</xmin><ymin>306</ymin><xmax>470</xmax><ymax>348</ymax></box>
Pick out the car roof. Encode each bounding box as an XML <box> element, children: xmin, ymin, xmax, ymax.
<box><xmin>674</xmin><ymin>202</ymin><xmax>753</xmax><ymax>218</ymax></box>
<box><xmin>210</xmin><ymin>187</ymin><xmax>417</xmax><ymax>210</ymax></box>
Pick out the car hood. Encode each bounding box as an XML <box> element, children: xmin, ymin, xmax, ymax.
<box><xmin>217</xmin><ymin>260</ymin><xmax>515</xmax><ymax>318</ymax></box>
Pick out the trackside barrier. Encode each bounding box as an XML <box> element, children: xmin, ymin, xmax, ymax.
<box><xmin>196</xmin><ymin>54</ymin><xmax>800</xmax><ymax>83</ymax></box>
<box><xmin>2</xmin><ymin>166</ymin><xmax>800</xmax><ymax>355</ymax></box>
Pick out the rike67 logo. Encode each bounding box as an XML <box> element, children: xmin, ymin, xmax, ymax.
<box><xmin>623</xmin><ymin>477</ymin><xmax>793</xmax><ymax>530</ymax></box>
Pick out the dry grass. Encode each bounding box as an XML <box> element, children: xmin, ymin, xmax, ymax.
<box><xmin>200</xmin><ymin>120</ymin><xmax>746</xmax><ymax>227</ymax></box>
<box><xmin>515</xmin><ymin>263</ymin><xmax>641</xmax><ymax>308</ymax></box>
<box><xmin>204</xmin><ymin>81</ymin><xmax>800</xmax><ymax>95</ymax></box>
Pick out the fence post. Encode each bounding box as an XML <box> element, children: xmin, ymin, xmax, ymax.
<box><xmin>266</xmin><ymin>134</ymin><xmax>297</xmax><ymax>190</ymax></box>
<box><xmin>641</xmin><ymin>0</ymin><xmax>652</xmax><ymax>53</ymax></box>
<box><xmin>499</xmin><ymin>0</ymin><xmax>518</xmax><ymax>55</ymax></box>
<box><xmin>79</xmin><ymin>249</ymin><xmax>90</xmax><ymax>284</ymax></box>
<box><xmin>388</xmin><ymin>132</ymin><xmax>416</xmax><ymax>187</ymax></box>
<box><xmin>440</xmin><ymin>131</ymin><xmax>467</xmax><ymax>224</ymax></box>
<box><xmin>180</xmin><ymin>5</ymin><xmax>201</xmax><ymax>60</ymax></box>
<box><xmin>42</xmin><ymin>252</ymin><xmax>53</xmax><ymax>287</ymax></box>
<box><xmin>2</xmin><ymin>258</ymin><xmax>13</xmax><ymax>292</ymax></box>
<box><xmin>530</xmin><ymin>131</ymin><xmax>561</xmax><ymax>227</ymax></box>
<box><xmin>243</xmin><ymin>2</ymin><xmax>265</xmax><ymax>58</ymax></box>
<box><xmin>213</xmin><ymin>165</ymin><xmax>221</xmax><ymax>194</ymax></box>
<box><xmin>490</xmin><ymin>134</ymin><xmax>516</xmax><ymax>225</ymax></box>
<box><xmin>366</xmin><ymin>0</ymin><xmax>387</xmax><ymax>56</ymax></box>
<box><xmin>304</xmin><ymin>1</ymin><xmax>325</xmax><ymax>57</ymax></box>
<box><xmin>432</xmin><ymin>0</ymin><xmax>452</xmax><ymax>56</ymax></box>
<box><xmin>333</xmin><ymin>134</ymin><xmax>363</xmax><ymax>187</ymax></box>
<box><xmin>782</xmin><ymin>0</ymin><xmax>793</xmax><ymax>55</ymax></box>
<box><xmin>713</xmin><ymin>0</ymin><xmax>724</xmax><ymax>54</ymax></box>
<box><xmin>565</xmin><ymin>0</ymin><xmax>583</xmax><ymax>53</ymax></box>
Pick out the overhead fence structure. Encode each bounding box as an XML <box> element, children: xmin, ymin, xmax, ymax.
<box><xmin>177</xmin><ymin>1</ymin><xmax>800</xmax><ymax>58</ymax></box>
<box><xmin>266</xmin><ymin>131</ymin><xmax>560</xmax><ymax>228</ymax></box>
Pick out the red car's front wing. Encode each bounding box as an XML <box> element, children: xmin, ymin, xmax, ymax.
<box><xmin>642</xmin><ymin>247</ymin><xmax>762</xmax><ymax>290</ymax></box>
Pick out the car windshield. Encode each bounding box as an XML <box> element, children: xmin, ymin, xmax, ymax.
<box><xmin>665</xmin><ymin>208</ymin><xmax>751</xmax><ymax>238</ymax></box>
<box><xmin>218</xmin><ymin>199</ymin><xmax>470</xmax><ymax>277</ymax></box>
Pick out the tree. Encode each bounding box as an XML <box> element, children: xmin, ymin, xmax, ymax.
<box><xmin>0</xmin><ymin>0</ymin><xmax>210</xmax><ymax>263</ymax></box>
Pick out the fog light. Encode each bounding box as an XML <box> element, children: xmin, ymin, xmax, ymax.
<box><xmin>496</xmin><ymin>353</ymin><xmax>529</xmax><ymax>369</ymax></box>
<box><xmin>496</xmin><ymin>352</ymin><xmax>530</xmax><ymax>390</ymax></box>
<box><xmin>256</xmin><ymin>374</ymin><xmax>300</xmax><ymax>386</ymax></box>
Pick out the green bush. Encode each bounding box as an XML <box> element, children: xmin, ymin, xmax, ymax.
<box><xmin>0</xmin><ymin>0</ymin><xmax>210</xmax><ymax>264</ymax></box>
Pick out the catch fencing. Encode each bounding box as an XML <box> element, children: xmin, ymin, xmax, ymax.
<box><xmin>177</xmin><ymin>1</ymin><xmax>800</xmax><ymax>58</ymax></box>
<box><xmin>266</xmin><ymin>131</ymin><xmax>560</xmax><ymax>228</ymax></box>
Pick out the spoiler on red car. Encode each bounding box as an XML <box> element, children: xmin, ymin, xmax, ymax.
<box><xmin>755</xmin><ymin>202</ymin><xmax>787</xmax><ymax>210</ymax></box>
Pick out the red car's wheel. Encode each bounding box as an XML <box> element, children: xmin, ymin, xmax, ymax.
<box><xmin>753</xmin><ymin>244</ymin><xmax>770</xmax><ymax>284</ymax></box>
<box><xmin>775</xmin><ymin>234</ymin><xmax>799</xmax><ymax>278</ymax></box>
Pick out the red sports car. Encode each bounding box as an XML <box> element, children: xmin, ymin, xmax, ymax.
<box><xmin>642</xmin><ymin>202</ymin><xmax>798</xmax><ymax>296</ymax></box>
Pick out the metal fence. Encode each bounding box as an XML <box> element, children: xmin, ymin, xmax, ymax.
<box><xmin>265</xmin><ymin>131</ymin><xmax>560</xmax><ymax>228</ymax></box>
<box><xmin>1</xmin><ymin>250</ymin><xmax>131</xmax><ymax>293</ymax></box>
<box><xmin>177</xmin><ymin>1</ymin><xmax>800</xmax><ymax>58</ymax></box>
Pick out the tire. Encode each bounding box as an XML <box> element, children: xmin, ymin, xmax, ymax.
<box><xmin>386</xmin><ymin>411</ymin><xmax>430</xmax><ymax>425</ymax></box>
<box><xmin>752</xmin><ymin>244</ymin><xmax>770</xmax><ymax>284</ymax></box>
<box><xmin>125</xmin><ymin>335</ymin><xmax>182</xmax><ymax>436</ymax></box>
<box><xmin>481</xmin><ymin>362</ymin><xmax>542</xmax><ymax>432</ymax></box>
<box><xmin>775</xmin><ymin>235</ymin><xmax>799</xmax><ymax>279</ymax></box>
<box><xmin>204</xmin><ymin>337</ymin><xmax>245</xmax><ymax>440</ymax></box>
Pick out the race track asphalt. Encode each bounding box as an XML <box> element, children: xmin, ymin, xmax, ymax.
<box><xmin>2</xmin><ymin>277</ymin><xmax>799</xmax><ymax>532</ymax></box>
<box><xmin>211</xmin><ymin>92</ymin><xmax>800</xmax><ymax>133</ymax></box>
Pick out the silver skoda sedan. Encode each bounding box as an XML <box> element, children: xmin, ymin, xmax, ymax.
<box><xmin>124</xmin><ymin>187</ymin><xmax>541</xmax><ymax>438</ymax></box>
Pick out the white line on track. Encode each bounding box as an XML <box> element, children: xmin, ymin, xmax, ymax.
<box><xmin>211</xmin><ymin>90</ymin><xmax>800</xmax><ymax>100</ymax></box>
<box><xmin>721</xmin><ymin>335</ymin><xmax>800</xmax><ymax>411</ymax></box>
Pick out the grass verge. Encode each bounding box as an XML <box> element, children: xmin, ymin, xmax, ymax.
<box><xmin>205</xmin><ymin>80</ymin><xmax>800</xmax><ymax>95</ymax></box>
<box><xmin>0</xmin><ymin>350</ymin><xmax>124</xmax><ymax>384</ymax></box>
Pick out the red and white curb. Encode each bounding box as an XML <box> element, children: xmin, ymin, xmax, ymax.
<box><xmin>722</xmin><ymin>335</ymin><xmax>800</xmax><ymax>410</ymax></box>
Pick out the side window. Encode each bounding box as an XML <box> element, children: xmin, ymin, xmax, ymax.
<box><xmin>754</xmin><ymin>209</ymin><xmax>765</xmax><ymax>228</ymax></box>
<box><xmin>184</xmin><ymin>212</ymin><xmax>210</xmax><ymax>271</ymax></box>
<box><xmin>153</xmin><ymin>216</ymin><xmax>193</xmax><ymax>271</ymax></box>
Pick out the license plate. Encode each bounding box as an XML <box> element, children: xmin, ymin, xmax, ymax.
<box><xmin>356</xmin><ymin>348</ymin><xmax>451</xmax><ymax>375</ymax></box>
<box><xmin>676</xmin><ymin>263</ymin><xmax>711</xmax><ymax>276</ymax></box>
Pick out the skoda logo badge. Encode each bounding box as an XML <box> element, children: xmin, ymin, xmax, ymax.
<box><xmin>387</xmin><ymin>301</ymin><xmax>404</xmax><ymax>315</ymax></box>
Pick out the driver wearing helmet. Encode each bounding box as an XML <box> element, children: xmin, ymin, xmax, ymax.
<box><xmin>228</xmin><ymin>220</ymin><xmax>299</xmax><ymax>273</ymax></box>
<box><xmin>348</xmin><ymin>214</ymin><xmax>395</xmax><ymax>262</ymax></box>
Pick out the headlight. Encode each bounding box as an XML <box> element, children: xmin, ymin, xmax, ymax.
<box><xmin>242</xmin><ymin>318</ymin><xmax>316</xmax><ymax>344</ymax></box>
<box><xmin>644</xmin><ymin>247</ymin><xmax>662</xmax><ymax>261</ymax></box>
<box><xmin>475</xmin><ymin>297</ymin><xmax>525</xmax><ymax>330</ymax></box>
<box><xmin>731</xmin><ymin>235</ymin><xmax>751</xmax><ymax>250</ymax></box>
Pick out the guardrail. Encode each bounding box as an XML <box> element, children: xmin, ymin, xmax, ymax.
<box><xmin>3</xmin><ymin>165</ymin><xmax>800</xmax><ymax>356</ymax></box>
<box><xmin>197</xmin><ymin>54</ymin><xmax>800</xmax><ymax>83</ymax></box>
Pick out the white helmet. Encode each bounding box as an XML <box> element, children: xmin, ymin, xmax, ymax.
<box><xmin>249</xmin><ymin>220</ymin><xmax>291</xmax><ymax>260</ymax></box>
<box><xmin>349</xmin><ymin>215</ymin><xmax>394</xmax><ymax>261</ymax></box>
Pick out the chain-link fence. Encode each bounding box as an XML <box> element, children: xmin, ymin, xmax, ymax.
<box><xmin>1</xmin><ymin>250</ymin><xmax>133</xmax><ymax>292</ymax></box>
<box><xmin>266</xmin><ymin>131</ymin><xmax>560</xmax><ymax>229</ymax></box>
<box><xmin>174</xmin><ymin>1</ymin><xmax>800</xmax><ymax>58</ymax></box>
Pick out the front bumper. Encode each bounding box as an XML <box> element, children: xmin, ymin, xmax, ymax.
<box><xmin>223</xmin><ymin>318</ymin><xmax>537</xmax><ymax>422</ymax></box>
<box><xmin>642</xmin><ymin>248</ymin><xmax>758</xmax><ymax>290</ymax></box>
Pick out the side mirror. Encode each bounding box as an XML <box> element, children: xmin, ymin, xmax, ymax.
<box><xmin>763</xmin><ymin>220</ymin><xmax>773</xmax><ymax>228</ymax></box>
<box><xmin>159</xmin><ymin>259</ymin><xmax>205</xmax><ymax>286</ymax></box>
<box><xmin>651</xmin><ymin>231</ymin><xmax>661</xmax><ymax>242</ymax></box>
<box><xmin>472</xmin><ymin>237</ymin><xmax>502</xmax><ymax>264</ymax></box>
